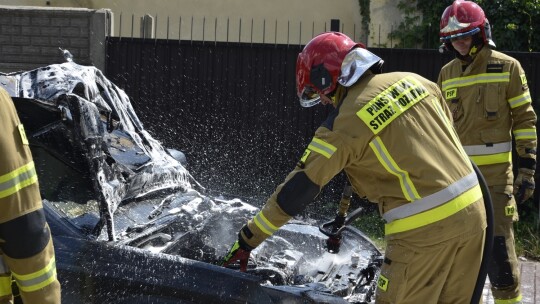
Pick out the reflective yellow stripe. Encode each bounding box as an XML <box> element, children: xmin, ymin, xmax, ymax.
<box><xmin>0</xmin><ymin>162</ymin><xmax>38</xmax><ymax>199</ymax></box>
<box><xmin>369</xmin><ymin>137</ymin><xmax>420</xmax><ymax>202</ymax></box>
<box><xmin>464</xmin><ymin>142</ymin><xmax>512</xmax><ymax>156</ymax></box>
<box><xmin>307</xmin><ymin>138</ymin><xmax>337</xmax><ymax>159</ymax></box>
<box><xmin>385</xmin><ymin>185</ymin><xmax>482</xmax><ymax>235</ymax></box>
<box><xmin>12</xmin><ymin>257</ymin><xmax>57</xmax><ymax>293</ymax></box>
<box><xmin>0</xmin><ymin>276</ymin><xmax>12</xmax><ymax>297</ymax></box>
<box><xmin>441</xmin><ymin>72</ymin><xmax>510</xmax><ymax>91</ymax></box>
<box><xmin>513</xmin><ymin>128</ymin><xmax>537</xmax><ymax>140</ymax></box>
<box><xmin>357</xmin><ymin>76</ymin><xmax>429</xmax><ymax>134</ymax></box>
<box><xmin>431</xmin><ymin>98</ymin><xmax>469</xmax><ymax>163</ymax></box>
<box><xmin>383</xmin><ymin>172</ymin><xmax>477</xmax><ymax>223</ymax></box>
<box><xmin>494</xmin><ymin>294</ymin><xmax>522</xmax><ymax>304</ymax></box>
<box><xmin>508</xmin><ymin>91</ymin><xmax>531</xmax><ymax>108</ymax></box>
<box><xmin>470</xmin><ymin>152</ymin><xmax>512</xmax><ymax>166</ymax></box>
<box><xmin>253</xmin><ymin>211</ymin><xmax>278</xmax><ymax>236</ymax></box>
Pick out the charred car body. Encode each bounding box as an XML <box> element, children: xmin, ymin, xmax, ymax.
<box><xmin>0</xmin><ymin>53</ymin><xmax>382</xmax><ymax>303</ymax></box>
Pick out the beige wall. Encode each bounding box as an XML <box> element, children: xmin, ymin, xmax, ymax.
<box><xmin>1</xmin><ymin>0</ymin><xmax>406</xmax><ymax>46</ymax></box>
<box><xmin>370</xmin><ymin>0</ymin><xmax>404</xmax><ymax>47</ymax></box>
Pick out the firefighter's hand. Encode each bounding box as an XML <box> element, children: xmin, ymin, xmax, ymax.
<box><xmin>514</xmin><ymin>168</ymin><xmax>535</xmax><ymax>204</ymax></box>
<box><xmin>219</xmin><ymin>239</ymin><xmax>252</xmax><ymax>272</ymax></box>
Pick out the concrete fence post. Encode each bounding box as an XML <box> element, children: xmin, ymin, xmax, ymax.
<box><xmin>140</xmin><ymin>14</ymin><xmax>154</xmax><ymax>39</ymax></box>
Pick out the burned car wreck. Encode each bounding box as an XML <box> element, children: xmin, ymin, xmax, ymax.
<box><xmin>0</xmin><ymin>53</ymin><xmax>382</xmax><ymax>304</ymax></box>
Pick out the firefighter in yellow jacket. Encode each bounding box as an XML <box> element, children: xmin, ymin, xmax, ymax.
<box><xmin>221</xmin><ymin>31</ymin><xmax>487</xmax><ymax>303</ymax></box>
<box><xmin>437</xmin><ymin>1</ymin><xmax>537</xmax><ymax>303</ymax></box>
<box><xmin>0</xmin><ymin>87</ymin><xmax>61</xmax><ymax>303</ymax></box>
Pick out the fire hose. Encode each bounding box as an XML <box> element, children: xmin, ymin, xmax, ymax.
<box><xmin>471</xmin><ymin>161</ymin><xmax>494</xmax><ymax>304</ymax></box>
<box><xmin>320</xmin><ymin>161</ymin><xmax>494</xmax><ymax>304</ymax></box>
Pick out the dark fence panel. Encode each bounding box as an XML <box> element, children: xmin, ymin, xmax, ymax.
<box><xmin>106</xmin><ymin>38</ymin><xmax>333</xmax><ymax>203</ymax></box>
<box><xmin>105</xmin><ymin>37</ymin><xmax>540</xmax><ymax>208</ymax></box>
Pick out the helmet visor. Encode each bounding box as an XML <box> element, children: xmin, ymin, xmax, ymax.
<box><xmin>440</xmin><ymin>27</ymin><xmax>480</xmax><ymax>42</ymax></box>
<box><xmin>299</xmin><ymin>86</ymin><xmax>321</xmax><ymax>107</ymax></box>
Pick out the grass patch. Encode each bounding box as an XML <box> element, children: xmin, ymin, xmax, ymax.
<box><xmin>514</xmin><ymin>199</ymin><xmax>540</xmax><ymax>261</ymax></box>
<box><xmin>515</xmin><ymin>224</ymin><xmax>540</xmax><ymax>260</ymax></box>
<box><xmin>350</xmin><ymin>206</ymin><xmax>386</xmax><ymax>251</ymax></box>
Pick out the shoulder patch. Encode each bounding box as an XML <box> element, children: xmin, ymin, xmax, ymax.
<box><xmin>520</xmin><ymin>74</ymin><xmax>529</xmax><ymax>91</ymax></box>
<box><xmin>297</xmin><ymin>149</ymin><xmax>311</xmax><ymax>168</ymax></box>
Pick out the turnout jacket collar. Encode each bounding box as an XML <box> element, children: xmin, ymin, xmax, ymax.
<box><xmin>457</xmin><ymin>46</ymin><xmax>490</xmax><ymax>74</ymax></box>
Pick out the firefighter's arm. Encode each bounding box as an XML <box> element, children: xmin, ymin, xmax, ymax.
<box><xmin>508</xmin><ymin>62</ymin><xmax>537</xmax><ymax>203</ymax></box>
<box><xmin>221</xmin><ymin>128</ymin><xmax>351</xmax><ymax>270</ymax></box>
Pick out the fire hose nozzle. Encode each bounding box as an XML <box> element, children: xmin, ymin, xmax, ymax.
<box><xmin>320</xmin><ymin>214</ymin><xmax>347</xmax><ymax>254</ymax></box>
<box><xmin>326</xmin><ymin>235</ymin><xmax>342</xmax><ymax>254</ymax></box>
<box><xmin>319</xmin><ymin>207</ymin><xmax>364</xmax><ymax>254</ymax></box>
<box><xmin>332</xmin><ymin>214</ymin><xmax>346</xmax><ymax>228</ymax></box>
<box><xmin>319</xmin><ymin>182</ymin><xmax>363</xmax><ymax>254</ymax></box>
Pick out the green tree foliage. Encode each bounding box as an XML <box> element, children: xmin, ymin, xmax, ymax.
<box><xmin>389</xmin><ymin>0</ymin><xmax>540</xmax><ymax>51</ymax></box>
<box><xmin>477</xmin><ymin>0</ymin><xmax>539</xmax><ymax>51</ymax></box>
<box><xmin>388</xmin><ymin>0</ymin><xmax>451</xmax><ymax>48</ymax></box>
<box><xmin>358</xmin><ymin>0</ymin><xmax>371</xmax><ymax>44</ymax></box>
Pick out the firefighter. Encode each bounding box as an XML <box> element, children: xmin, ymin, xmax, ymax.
<box><xmin>438</xmin><ymin>1</ymin><xmax>537</xmax><ymax>303</ymax></box>
<box><xmin>0</xmin><ymin>87</ymin><xmax>61</xmax><ymax>303</ymax></box>
<box><xmin>221</xmin><ymin>31</ymin><xmax>487</xmax><ymax>303</ymax></box>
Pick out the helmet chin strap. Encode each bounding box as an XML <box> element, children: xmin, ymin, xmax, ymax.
<box><xmin>320</xmin><ymin>88</ymin><xmax>337</xmax><ymax>106</ymax></box>
<box><xmin>468</xmin><ymin>45</ymin><xmax>479</xmax><ymax>56</ymax></box>
<box><xmin>469</xmin><ymin>33</ymin><xmax>485</xmax><ymax>56</ymax></box>
<box><xmin>455</xmin><ymin>34</ymin><xmax>484</xmax><ymax>62</ymax></box>
<box><xmin>330</xmin><ymin>85</ymin><xmax>348</xmax><ymax>106</ymax></box>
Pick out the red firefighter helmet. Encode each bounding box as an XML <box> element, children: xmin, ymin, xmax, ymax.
<box><xmin>439</xmin><ymin>0</ymin><xmax>495</xmax><ymax>47</ymax></box>
<box><xmin>296</xmin><ymin>32</ymin><xmax>365</xmax><ymax>107</ymax></box>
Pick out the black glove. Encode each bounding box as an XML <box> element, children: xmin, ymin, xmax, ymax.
<box><xmin>219</xmin><ymin>239</ymin><xmax>252</xmax><ymax>272</ymax></box>
<box><xmin>514</xmin><ymin>168</ymin><xmax>535</xmax><ymax>204</ymax></box>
